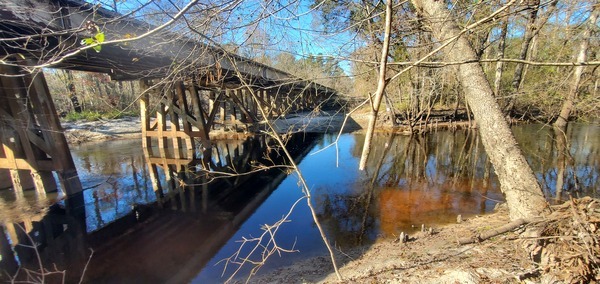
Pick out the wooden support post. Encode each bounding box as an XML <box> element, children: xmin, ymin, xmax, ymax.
<box><xmin>157</xmin><ymin>101</ymin><xmax>167</xmax><ymax>155</ymax></box>
<box><xmin>167</xmin><ymin>88</ymin><xmax>182</xmax><ymax>159</ymax></box>
<box><xmin>219</xmin><ymin>93</ymin><xmax>226</xmax><ymax>128</ymax></box>
<box><xmin>230</xmin><ymin>100</ymin><xmax>238</xmax><ymax>129</ymax></box>
<box><xmin>187</xmin><ymin>81</ymin><xmax>210</xmax><ymax>148</ymax></box>
<box><xmin>266</xmin><ymin>89</ymin><xmax>276</xmax><ymax>118</ymax></box>
<box><xmin>0</xmin><ymin>63</ymin><xmax>82</xmax><ymax>197</ymax></box>
<box><xmin>208</xmin><ymin>91</ymin><xmax>215</xmax><ymax>116</ymax></box>
<box><xmin>139</xmin><ymin>80</ymin><xmax>152</xmax><ymax>149</ymax></box>
<box><xmin>248</xmin><ymin>89</ymin><xmax>258</xmax><ymax>119</ymax></box>
<box><xmin>174</xmin><ymin>81</ymin><xmax>196</xmax><ymax>154</ymax></box>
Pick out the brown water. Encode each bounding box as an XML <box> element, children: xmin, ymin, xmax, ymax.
<box><xmin>0</xmin><ymin>123</ymin><xmax>598</xmax><ymax>283</ymax></box>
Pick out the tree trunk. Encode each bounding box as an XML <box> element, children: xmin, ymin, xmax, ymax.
<box><xmin>411</xmin><ymin>0</ymin><xmax>548</xmax><ymax>220</ymax></box>
<box><xmin>503</xmin><ymin>0</ymin><xmax>540</xmax><ymax>115</ymax></box>
<box><xmin>554</xmin><ymin>4</ymin><xmax>598</xmax><ymax>129</ymax></box>
<box><xmin>359</xmin><ymin>0</ymin><xmax>392</xmax><ymax>170</ymax></box>
<box><xmin>66</xmin><ymin>70</ymin><xmax>82</xmax><ymax>113</ymax></box>
<box><xmin>493</xmin><ymin>19</ymin><xmax>508</xmax><ymax>97</ymax></box>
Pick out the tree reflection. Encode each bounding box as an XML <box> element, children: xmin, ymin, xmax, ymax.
<box><xmin>319</xmin><ymin>130</ymin><xmax>502</xmax><ymax>246</ymax></box>
<box><xmin>319</xmin><ymin>124</ymin><xmax>599</xmax><ymax>246</ymax></box>
<box><xmin>515</xmin><ymin>124</ymin><xmax>600</xmax><ymax>200</ymax></box>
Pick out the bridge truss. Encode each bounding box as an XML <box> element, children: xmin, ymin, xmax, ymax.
<box><xmin>0</xmin><ymin>0</ymin><xmax>336</xmax><ymax>200</ymax></box>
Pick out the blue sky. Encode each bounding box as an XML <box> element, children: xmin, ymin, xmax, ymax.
<box><xmin>90</xmin><ymin>0</ymin><xmax>358</xmax><ymax>72</ymax></box>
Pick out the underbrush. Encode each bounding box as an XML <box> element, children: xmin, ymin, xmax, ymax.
<box><xmin>527</xmin><ymin>196</ymin><xmax>600</xmax><ymax>283</ymax></box>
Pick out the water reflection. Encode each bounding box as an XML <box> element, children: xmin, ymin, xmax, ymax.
<box><xmin>318</xmin><ymin>131</ymin><xmax>501</xmax><ymax>248</ymax></box>
<box><xmin>73</xmin><ymin>140</ymin><xmax>155</xmax><ymax>232</ymax></box>
<box><xmin>0</xmin><ymin>124</ymin><xmax>598</xmax><ymax>282</ymax></box>
<box><xmin>513</xmin><ymin>124</ymin><xmax>600</xmax><ymax>200</ymax></box>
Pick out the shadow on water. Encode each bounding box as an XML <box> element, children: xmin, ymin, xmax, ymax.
<box><xmin>0</xmin><ymin>133</ymin><xmax>322</xmax><ymax>283</ymax></box>
<box><xmin>0</xmin><ymin>123</ymin><xmax>599</xmax><ymax>282</ymax></box>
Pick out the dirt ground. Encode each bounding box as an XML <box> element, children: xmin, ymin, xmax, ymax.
<box><xmin>62</xmin><ymin>116</ymin><xmax>142</xmax><ymax>144</ymax></box>
<box><xmin>250</xmin><ymin>205</ymin><xmax>540</xmax><ymax>284</ymax></box>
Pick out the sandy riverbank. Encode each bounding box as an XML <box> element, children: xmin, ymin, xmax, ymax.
<box><xmin>61</xmin><ymin>111</ymin><xmax>364</xmax><ymax>144</ymax></box>
<box><xmin>62</xmin><ymin>116</ymin><xmax>142</xmax><ymax>144</ymax></box>
<box><xmin>248</xmin><ymin>196</ymin><xmax>600</xmax><ymax>284</ymax></box>
<box><xmin>246</xmin><ymin>205</ymin><xmax>538</xmax><ymax>284</ymax></box>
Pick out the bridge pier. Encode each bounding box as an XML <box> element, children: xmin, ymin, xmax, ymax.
<box><xmin>0</xmin><ymin>62</ymin><xmax>83</xmax><ymax>198</ymax></box>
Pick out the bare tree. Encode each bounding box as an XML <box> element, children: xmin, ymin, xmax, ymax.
<box><xmin>554</xmin><ymin>2</ymin><xmax>599</xmax><ymax>129</ymax></box>
<box><xmin>409</xmin><ymin>0</ymin><xmax>548</xmax><ymax>220</ymax></box>
<box><xmin>358</xmin><ymin>0</ymin><xmax>393</xmax><ymax>170</ymax></box>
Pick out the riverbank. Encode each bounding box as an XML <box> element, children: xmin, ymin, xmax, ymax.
<box><xmin>60</xmin><ymin>110</ymin><xmax>473</xmax><ymax>144</ymax></box>
<box><xmin>61</xmin><ymin>112</ymin><xmax>362</xmax><ymax>144</ymax></box>
<box><xmin>252</xmin><ymin>197</ymin><xmax>600</xmax><ymax>283</ymax></box>
<box><xmin>62</xmin><ymin>116</ymin><xmax>142</xmax><ymax>144</ymax></box>
<box><xmin>250</xmin><ymin>205</ymin><xmax>537</xmax><ymax>284</ymax></box>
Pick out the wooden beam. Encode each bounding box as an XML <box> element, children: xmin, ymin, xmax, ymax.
<box><xmin>1</xmin><ymin>62</ymin><xmax>82</xmax><ymax>196</ymax></box>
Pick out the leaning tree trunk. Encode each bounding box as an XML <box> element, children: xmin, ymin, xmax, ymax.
<box><xmin>554</xmin><ymin>4</ymin><xmax>599</xmax><ymax>130</ymax></box>
<box><xmin>411</xmin><ymin>0</ymin><xmax>548</xmax><ymax>220</ymax></box>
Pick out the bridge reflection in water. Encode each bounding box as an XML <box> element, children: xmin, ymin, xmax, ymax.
<box><xmin>3</xmin><ymin>125</ymin><xmax>597</xmax><ymax>282</ymax></box>
<box><xmin>0</xmin><ymin>133</ymin><xmax>320</xmax><ymax>283</ymax></box>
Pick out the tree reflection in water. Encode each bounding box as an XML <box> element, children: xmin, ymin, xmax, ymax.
<box><xmin>317</xmin><ymin>124</ymin><xmax>599</xmax><ymax>247</ymax></box>
<box><xmin>1</xmin><ymin>124</ymin><xmax>597</xmax><ymax>282</ymax></box>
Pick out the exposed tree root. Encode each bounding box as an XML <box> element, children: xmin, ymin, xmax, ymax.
<box><xmin>458</xmin><ymin>217</ymin><xmax>539</xmax><ymax>245</ymax></box>
<box><xmin>459</xmin><ymin>197</ymin><xmax>600</xmax><ymax>283</ymax></box>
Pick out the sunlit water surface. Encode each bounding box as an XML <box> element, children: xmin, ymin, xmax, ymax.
<box><xmin>0</xmin><ymin>123</ymin><xmax>598</xmax><ymax>282</ymax></box>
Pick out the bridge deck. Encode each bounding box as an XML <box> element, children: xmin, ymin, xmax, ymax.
<box><xmin>0</xmin><ymin>0</ymin><xmax>338</xmax><ymax>200</ymax></box>
<box><xmin>0</xmin><ymin>0</ymin><xmax>333</xmax><ymax>95</ymax></box>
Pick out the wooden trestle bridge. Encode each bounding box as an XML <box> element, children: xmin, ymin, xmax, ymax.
<box><xmin>0</xmin><ymin>0</ymin><xmax>336</xmax><ymax>200</ymax></box>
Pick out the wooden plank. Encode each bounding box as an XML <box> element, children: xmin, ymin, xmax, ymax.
<box><xmin>144</xmin><ymin>131</ymin><xmax>197</xmax><ymax>138</ymax></box>
<box><xmin>207</xmin><ymin>92</ymin><xmax>222</xmax><ymax>128</ymax></box>
<box><xmin>0</xmin><ymin>158</ymin><xmax>53</xmax><ymax>171</ymax></box>
<box><xmin>227</xmin><ymin>89</ymin><xmax>257</xmax><ymax>123</ymax></box>
<box><xmin>17</xmin><ymin>63</ymin><xmax>84</xmax><ymax>196</ymax></box>
<box><xmin>219</xmin><ymin>95</ymin><xmax>226</xmax><ymax>129</ymax></box>
<box><xmin>0</xmin><ymin>71</ymin><xmax>41</xmax><ymax>172</ymax></box>
<box><xmin>247</xmin><ymin>89</ymin><xmax>258</xmax><ymax>119</ymax></box>
<box><xmin>166</xmin><ymin>88</ymin><xmax>182</xmax><ymax>158</ymax></box>
<box><xmin>157</xmin><ymin>101</ymin><xmax>167</xmax><ymax>152</ymax></box>
<box><xmin>139</xmin><ymin>81</ymin><xmax>151</xmax><ymax>148</ymax></box>
<box><xmin>145</xmin><ymin>157</ymin><xmax>193</xmax><ymax>166</ymax></box>
<box><xmin>175</xmin><ymin>81</ymin><xmax>193</xmax><ymax>135</ymax></box>
<box><xmin>187</xmin><ymin>80</ymin><xmax>211</xmax><ymax>146</ymax></box>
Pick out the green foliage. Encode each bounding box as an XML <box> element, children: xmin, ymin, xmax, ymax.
<box><xmin>45</xmin><ymin>69</ymin><xmax>141</xmax><ymax>118</ymax></box>
<box><xmin>81</xmin><ymin>32</ymin><xmax>105</xmax><ymax>52</ymax></box>
<box><xmin>64</xmin><ymin>110</ymin><xmax>103</xmax><ymax>122</ymax></box>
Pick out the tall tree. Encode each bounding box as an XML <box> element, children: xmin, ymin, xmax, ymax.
<box><xmin>410</xmin><ymin>0</ymin><xmax>548</xmax><ymax>220</ymax></box>
<box><xmin>359</xmin><ymin>0</ymin><xmax>393</xmax><ymax>170</ymax></box>
<box><xmin>493</xmin><ymin>18</ymin><xmax>508</xmax><ymax>97</ymax></box>
<box><xmin>65</xmin><ymin>70</ymin><xmax>82</xmax><ymax>113</ymax></box>
<box><xmin>503</xmin><ymin>0</ymin><xmax>541</xmax><ymax>115</ymax></box>
<box><xmin>554</xmin><ymin>2</ymin><xmax>599</xmax><ymax>129</ymax></box>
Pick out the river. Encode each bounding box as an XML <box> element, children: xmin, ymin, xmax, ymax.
<box><xmin>0</xmin><ymin>123</ymin><xmax>598</xmax><ymax>282</ymax></box>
